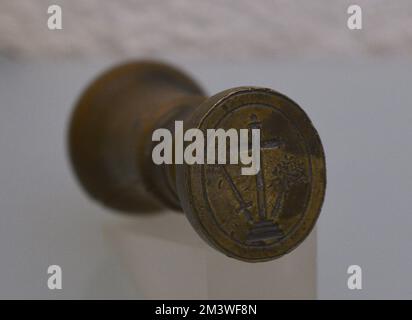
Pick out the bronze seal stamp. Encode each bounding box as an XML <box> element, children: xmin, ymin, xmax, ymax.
<box><xmin>69</xmin><ymin>61</ymin><xmax>326</xmax><ymax>262</ymax></box>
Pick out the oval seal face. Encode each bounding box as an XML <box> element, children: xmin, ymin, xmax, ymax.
<box><xmin>176</xmin><ymin>87</ymin><xmax>326</xmax><ymax>262</ymax></box>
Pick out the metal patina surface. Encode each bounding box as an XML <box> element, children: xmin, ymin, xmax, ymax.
<box><xmin>69</xmin><ymin>61</ymin><xmax>326</xmax><ymax>262</ymax></box>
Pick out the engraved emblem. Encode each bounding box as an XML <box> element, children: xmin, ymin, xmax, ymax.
<box><xmin>216</xmin><ymin>114</ymin><xmax>309</xmax><ymax>246</ymax></box>
<box><xmin>180</xmin><ymin>88</ymin><xmax>326</xmax><ymax>261</ymax></box>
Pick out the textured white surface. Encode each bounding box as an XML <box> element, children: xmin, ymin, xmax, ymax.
<box><xmin>1</xmin><ymin>0</ymin><xmax>411</xmax><ymax>60</ymax></box>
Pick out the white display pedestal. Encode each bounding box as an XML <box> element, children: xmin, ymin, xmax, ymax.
<box><xmin>104</xmin><ymin>211</ymin><xmax>317</xmax><ymax>299</ymax></box>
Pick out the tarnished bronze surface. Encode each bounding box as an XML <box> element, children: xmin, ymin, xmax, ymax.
<box><xmin>69</xmin><ymin>60</ymin><xmax>326</xmax><ymax>262</ymax></box>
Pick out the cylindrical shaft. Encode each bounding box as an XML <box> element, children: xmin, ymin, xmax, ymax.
<box><xmin>142</xmin><ymin>96</ymin><xmax>206</xmax><ymax>210</ymax></box>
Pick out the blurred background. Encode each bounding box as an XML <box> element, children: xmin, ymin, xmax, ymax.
<box><xmin>1</xmin><ymin>0</ymin><xmax>411</xmax><ymax>61</ymax></box>
<box><xmin>0</xmin><ymin>0</ymin><xmax>412</xmax><ymax>299</ymax></box>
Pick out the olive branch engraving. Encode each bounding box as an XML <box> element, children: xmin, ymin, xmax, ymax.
<box><xmin>270</xmin><ymin>153</ymin><xmax>309</xmax><ymax>221</ymax></box>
